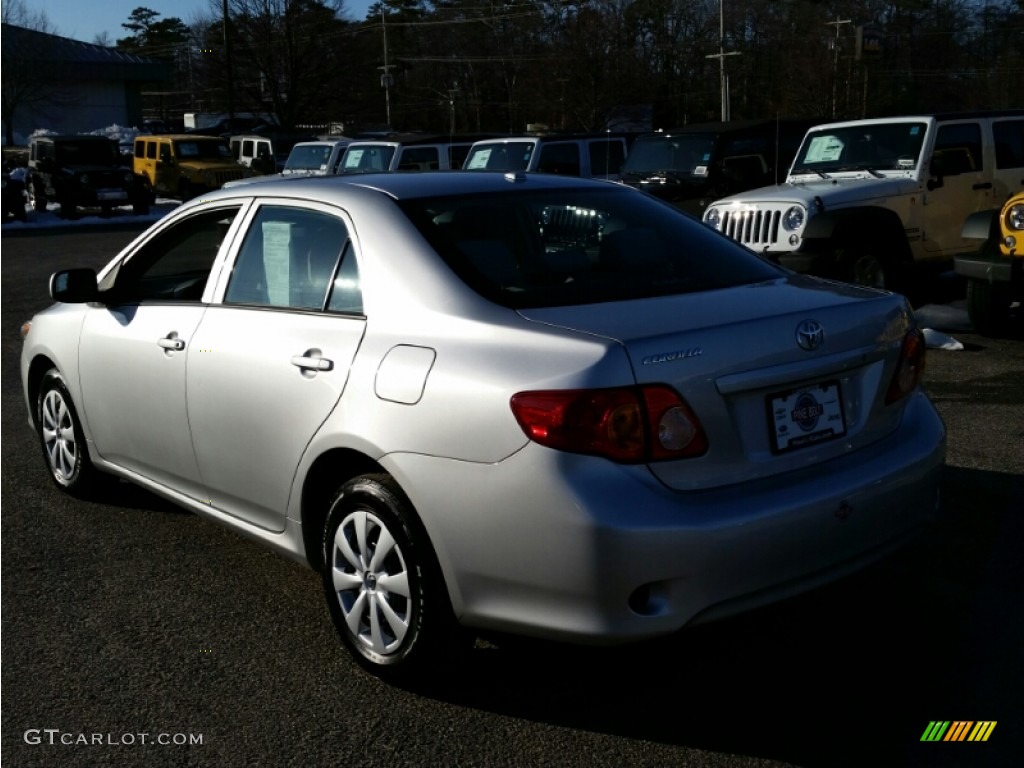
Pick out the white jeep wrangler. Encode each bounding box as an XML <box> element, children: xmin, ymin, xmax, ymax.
<box><xmin>702</xmin><ymin>111</ymin><xmax>1024</xmax><ymax>292</ymax></box>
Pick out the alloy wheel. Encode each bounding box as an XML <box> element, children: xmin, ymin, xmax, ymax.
<box><xmin>329</xmin><ymin>509</ymin><xmax>412</xmax><ymax>657</ymax></box>
<box><xmin>41</xmin><ymin>388</ymin><xmax>78</xmax><ymax>483</ymax></box>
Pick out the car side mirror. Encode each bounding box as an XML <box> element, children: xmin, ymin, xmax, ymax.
<box><xmin>50</xmin><ymin>268</ymin><xmax>99</xmax><ymax>303</ymax></box>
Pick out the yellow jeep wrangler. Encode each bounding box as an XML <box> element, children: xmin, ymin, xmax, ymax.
<box><xmin>133</xmin><ymin>135</ymin><xmax>251</xmax><ymax>201</ymax></box>
<box><xmin>956</xmin><ymin>191</ymin><xmax>1024</xmax><ymax>335</ymax></box>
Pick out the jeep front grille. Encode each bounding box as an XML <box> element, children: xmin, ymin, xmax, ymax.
<box><xmin>718</xmin><ymin>206</ymin><xmax>786</xmax><ymax>248</ymax></box>
<box><xmin>214</xmin><ymin>170</ymin><xmax>248</xmax><ymax>187</ymax></box>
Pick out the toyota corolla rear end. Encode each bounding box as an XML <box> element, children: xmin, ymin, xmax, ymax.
<box><xmin>380</xmin><ymin>178</ymin><xmax>946</xmax><ymax>643</ymax></box>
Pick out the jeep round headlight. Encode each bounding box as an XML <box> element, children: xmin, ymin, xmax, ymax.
<box><xmin>1006</xmin><ymin>203</ymin><xmax>1024</xmax><ymax>231</ymax></box>
<box><xmin>79</xmin><ymin>174</ymin><xmax>90</xmax><ymax>186</ymax></box>
<box><xmin>202</xmin><ymin>171</ymin><xmax>215</xmax><ymax>185</ymax></box>
<box><xmin>704</xmin><ymin>207</ymin><xmax>722</xmax><ymax>230</ymax></box>
<box><xmin>782</xmin><ymin>205</ymin><xmax>805</xmax><ymax>231</ymax></box>
<box><xmin>123</xmin><ymin>172</ymin><xmax>132</xmax><ymax>184</ymax></box>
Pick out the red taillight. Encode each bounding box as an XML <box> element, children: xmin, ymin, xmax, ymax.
<box><xmin>510</xmin><ymin>385</ymin><xmax>707</xmax><ymax>463</ymax></box>
<box><xmin>885</xmin><ymin>329</ymin><xmax>926</xmax><ymax>404</ymax></box>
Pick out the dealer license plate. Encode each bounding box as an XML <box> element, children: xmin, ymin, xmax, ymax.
<box><xmin>96</xmin><ymin>190</ymin><xmax>127</xmax><ymax>201</ymax></box>
<box><xmin>767</xmin><ymin>380</ymin><xmax>846</xmax><ymax>453</ymax></box>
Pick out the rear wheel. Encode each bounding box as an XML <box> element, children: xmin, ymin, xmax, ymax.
<box><xmin>322</xmin><ymin>475</ymin><xmax>464</xmax><ymax>682</ymax></box>
<box><xmin>36</xmin><ymin>368</ymin><xmax>107</xmax><ymax>497</ymax></box>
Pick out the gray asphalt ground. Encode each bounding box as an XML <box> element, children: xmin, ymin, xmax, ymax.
<box><xmin>2</xmin><ymin>224</ymin><xmax>1021</xmax><ymax>768</ymax></box>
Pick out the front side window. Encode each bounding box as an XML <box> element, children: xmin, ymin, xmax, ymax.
<box><xmin>397</xmin><ymin>147</ymin><xmax>441</xmax><ymax>171</ymax></box>
<box><xmin>100</xmin><ymin>207</ymin><xmax>243</xmax><ymax>302</ymax></box>
<box><xmin>225</xmin><ymin>206</ymin><xmax>350</xmax><ymax>311</ymax></box>
<box><xmin>933</xmin><ymin>123</ymin><xmax>984</xmax><ymax>174</ymax></box>
<box><xmin>588</xmin><ymin>140</ymin><xmax>626</xmax><ymax>177</ymax></box>
<box><xmin>536</xmin><ymin>143</ymin><xmax>581</xmax><ymax>176</ymax></box>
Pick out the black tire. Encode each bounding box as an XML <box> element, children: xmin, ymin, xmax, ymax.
<box><xmin>321</xmin><ymin>474</ymin><xmax>464</xmax><ymax>682</ymax></box>
<box><xmin>837</xmin><ymin>242</ymin><xmax>889</xmax><ymax>290</ymax></box>
<box><xmin>36</xmin><ymin>369</ymin><xmax>107</xmax><ymax>498</ymax></box>
<box><xmin>28</xmin><ymin>180</ymin><xmax>47</xmax><ymax>212</ymax></box>
<box><xmin>966</xmin><ymin>278</ymin><xmax>1011</xmax><ymax>337</ymax></box>
<box><xmin>58</xmin><ymin>196</ymin><xmax>78</xmax><ymax>219</ymax></box>
<box><xmin>132</xmin><ymin>194</ymin><xmax>150</xmax><ymax>215</ymax></box>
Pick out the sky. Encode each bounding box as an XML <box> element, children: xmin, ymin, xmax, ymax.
<box><xmin>31</xmin><ymin>0</ymin><xmax>375</xmax><ymax>45</ymax></box>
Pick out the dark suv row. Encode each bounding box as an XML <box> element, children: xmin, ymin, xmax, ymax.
<box><xmin>27</xmin><ymin>135</ymin><xmax>149</xmax><ymax>218</ymax></box>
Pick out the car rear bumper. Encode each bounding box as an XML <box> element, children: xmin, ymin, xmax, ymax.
<box><xmin>386</xmin><ymin>390</ymin><xmax>946</xmax><ymax>643</ymax></box>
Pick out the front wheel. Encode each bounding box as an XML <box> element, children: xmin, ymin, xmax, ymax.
<box><xmin>838</xmin><ymin>245</ymin><xmax>888</xmax><ymax>289</ymax></box>
<box><xmin>322</xmin><ymin>475</ymin><xmax>463</xmax><ymax>682</ymax></box>
<box><xmin>966</xmin><ymin>278</ymin><xmax>1012</xmax><ymax>337</ymax></box>
<box><xmin>28</xmin><ymin>181</ymin><xmax>47</xmax><ymax>212</ymax></box>
<box><xmin>36</xmin><ymin>368</ymin><xmax>106</xmax><ymax>497</ymax></box>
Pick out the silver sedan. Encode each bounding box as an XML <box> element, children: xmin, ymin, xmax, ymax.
<box><xmin>20</xmin><ymin>171</ymin><xmax>946</xmax><ymax>681</ymax></box>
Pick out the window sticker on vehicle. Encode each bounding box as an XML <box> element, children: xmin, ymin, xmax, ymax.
<box><xmin>261</xmin><ymin>221</ymin><xmax>292</xmax><ymax>305</ymax></box>
<box><xmin>693</xmin><ymin>165</ymin><xmax>709</xmax><ymax>176</ymax></box>
<box><xmin>768</xmin><ymin>380</ymin><xmax>846</xmax><ymax>453</ymax></box>
<box><xmin>805</xmin><ymin>136</ymin><xmax>844</xmax><ymax>163</ymax></box>
<box><xmin>466</xmin><ymin>149</ymin><xmax>492</xmax><ymax>170</ymax></box>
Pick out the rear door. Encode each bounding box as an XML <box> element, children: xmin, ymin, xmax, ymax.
<box><xmin>186</xmin><ymin>201</ymin><xmax>366</xmax><ymax>531</ymax></box>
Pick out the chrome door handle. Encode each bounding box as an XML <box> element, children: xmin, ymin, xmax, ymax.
<box><xmin>290</xmin><ymin>355</ymin><xmax>333</xmax><ymax>371</ymax></box>
<box><xmin>158</xmin><ymin>336</ymin><xmax>186</xmax><ymax>351</ymax></box>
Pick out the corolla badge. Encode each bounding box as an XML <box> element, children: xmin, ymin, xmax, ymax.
<box><xmin>796</xmin><ymin>319</ymin><xmax>825</xmax><ymax>351</ymax></box>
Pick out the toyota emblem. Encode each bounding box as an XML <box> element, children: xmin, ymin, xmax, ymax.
<box><xmin>796</xmin><ymin>320</ymin><xmax>825</xmax><ymax>351</ymax></box>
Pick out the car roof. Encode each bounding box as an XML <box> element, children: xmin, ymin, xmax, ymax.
<box><xmin>208</xmin><ymin>169</ymin><xmax>621</xmax><ymax>203</ymax></box>
<box><xmin>36</xmin><ymin>135</ymin><xmax>116</xmax><ymax>142</ymax></box>
<box><xmin>138</xmin><ymin>134</ymin><xmax>228</xmax><ymax>141</ymax></box>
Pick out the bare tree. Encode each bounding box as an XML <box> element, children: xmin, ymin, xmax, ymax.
<box><xmin>1</xmin><ymin>0</ymin><xmax>72</xmax><ymax>145</ymax></box>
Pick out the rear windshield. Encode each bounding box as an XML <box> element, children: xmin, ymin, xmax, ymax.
<box><xmin>399</xmin><ymin>187</ymin><xmax>780</xmax><ymax>308</ymax></box>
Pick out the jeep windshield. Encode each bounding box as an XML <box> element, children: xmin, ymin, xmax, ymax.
<box><xmin>621</xmin><ymin>134</ymin><xmax>716</xmax><ymax>180</ymax></box>
<box><xmin>790</xmin><ymin>122</ymin><xmax>927</xmax><ymax>176</ymax></box>
<box><xmin>55</xmin><ymin>141</ymin><xmax>120</xmax><ymax>166</ymax></box>
<box><xmin>174</xmin><ymin>140</ymin><xmax>233</xmax><ymax>159</ymax></box>
<box><xmin>339</xmin><ymin>145</ymin><xmax>398</xmax><ymax>174</ymax></box>
<box><xmin>463</xmin><ymin>142</ymin><xmax>535</xmax><ymax>171</ymax></box>
<box><xmin>284</xmin><ymin>145</ymin><xmax>335</xmax><ymax>173</ymax></box>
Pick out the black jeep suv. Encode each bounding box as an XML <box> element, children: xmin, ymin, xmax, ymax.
<box><xmin>27</xmin><ymin>135</ymin><xmax>149</xmax><ymax>218</ymax></box>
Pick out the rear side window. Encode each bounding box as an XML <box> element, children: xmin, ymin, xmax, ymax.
<box><xmin>226</xmin><ymin>206</ymin><xmax>350</xmax><ymax>311</ymax></box>
<box><xmin>993</xmin><ymin>119</ymin><xmax>1024</xmax><ymax>169</ymax></box>
<box><xmin>400</xmin><ymin>188</ymin><xmax>780</xmax><ymax>309</ymax></box>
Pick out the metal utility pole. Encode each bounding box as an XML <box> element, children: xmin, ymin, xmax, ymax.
<box><xmin>379</xmin><ymin>8</ymin><xmax>395</xmax><ymax>129</ymax></box>
<box><xmin>705</xmin><ymin>0</ymin><xmax>740</xmax><ymax>122</ymax></box>
<box><xmin>222</xmin><ymin>0</ymin><xmax>234</xmax><ymax>121</ymax></box>
<box><xmin>826</xmin><ymin>17</ymin><xmax>852</xmax><ymax>118</ymax></box>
